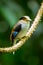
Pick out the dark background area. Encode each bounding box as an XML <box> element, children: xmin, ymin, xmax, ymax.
<box><xmin>0</xmin><ymin>0</ymin><xmax>43</xmax><ymax>65</ymax></box>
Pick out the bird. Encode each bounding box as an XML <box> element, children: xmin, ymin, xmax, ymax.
<box><xmin>10</xmin><ymin>16</ymin><xmax>31</xmax><ymax>44</ymax></box>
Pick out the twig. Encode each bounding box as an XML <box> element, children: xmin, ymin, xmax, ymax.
<box><xmin>0</xmin><ymin>2</ymin><xmax>43</xmax><ymax>53</ymax></box>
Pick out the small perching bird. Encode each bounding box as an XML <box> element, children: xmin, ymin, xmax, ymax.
<box><xmin>10</xmin><ymin>16</ymin><xmax>31</xmax><ymax>44</ymax></box>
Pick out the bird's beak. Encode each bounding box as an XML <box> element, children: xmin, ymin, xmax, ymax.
<box><xmin>29</xmin><ymin>18</ymin><xmax>32</xmax><ymax>21</ymax></box>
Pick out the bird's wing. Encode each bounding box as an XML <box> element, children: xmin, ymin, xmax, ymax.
<box><xmin>10</xmin><ymin>21</ymin><xmax>22</xmax><ymax>42</ymax></box>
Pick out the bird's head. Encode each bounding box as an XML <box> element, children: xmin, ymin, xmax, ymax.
<box><xmin>19</xmin><ymin>16</ymin><xmax>32</xmax><ymax>23</ymax></box>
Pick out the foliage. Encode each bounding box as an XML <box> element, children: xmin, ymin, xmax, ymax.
<box><xmin>0</xmin><ymin>0</ymin><xmax>43</xmax><ymax>65</ymax></box>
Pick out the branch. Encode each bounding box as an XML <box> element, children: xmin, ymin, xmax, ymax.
<box><xmin>0</xmin><ymin>2</ymin><xmax>43</xmax><ymax>53</ymax></box>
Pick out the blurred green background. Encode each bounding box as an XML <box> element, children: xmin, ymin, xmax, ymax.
<box><xmin>0</xmin><ymin>0</ymin><xmax>43</xmax><ymax>65</ymax></box>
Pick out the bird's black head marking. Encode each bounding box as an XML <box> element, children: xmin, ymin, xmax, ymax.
<box><xmin>19</xmin><ymin>16</ymin><xmax>29</xmax><ymax>22</ymax></box>
<box><xmin>19</xmin><ymin>17</ymin><xmax>26</xmax><ymax>20</ymax></box>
